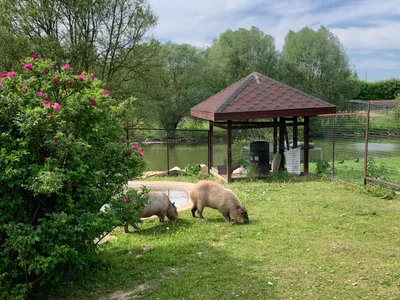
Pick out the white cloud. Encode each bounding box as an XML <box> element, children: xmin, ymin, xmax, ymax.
<box><xmin>148</xmin><ymin>0</ymin><xmax>400</xmax><ymax>78</ymax></box>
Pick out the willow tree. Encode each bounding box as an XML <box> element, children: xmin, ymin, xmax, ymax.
<box><xmin>280</xmin><ymin>26</ymin><xmax>359</xmax><ymax>108</ymax></box>
<box><xmin>206</xmin><ymin>26</ymin><xmax>279</xmax><ymax>92</ymax></box>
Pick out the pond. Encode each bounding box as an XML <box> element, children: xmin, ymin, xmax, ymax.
<box><xmin>140</xmin><ymin>136</ymin><xmax>400</xmax><ymax>171</ymax></box>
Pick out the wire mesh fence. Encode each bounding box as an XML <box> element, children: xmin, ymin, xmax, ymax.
<box><xmin>126</xmin><ymin>100</ymin><xmax>399</xmax><ymax>189</ymax></box>
<box><xmin>125</xmin><ymin>127</ymin><xmax>209</xmax><ymax>172</ymax></box>
<box><xmin>365</xmin><ymin>100</ymin><xmax>400</xmax><ymax>188</ymax></box>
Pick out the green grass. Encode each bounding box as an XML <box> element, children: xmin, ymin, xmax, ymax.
<box><xmin>309</xmin><ymin>157</ymin><xmax>400</xmax><ymax>186</ymax></box>
<box><xmin>47</xmin><ymin>179</ymin><xmax>400</xmax><ymax>299</ymax></box>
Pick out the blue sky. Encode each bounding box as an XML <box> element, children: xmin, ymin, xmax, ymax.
<box><xmin>149</xmin><ymin>0</ymin><xmax>400</xmax><ymax>82</ymax></box>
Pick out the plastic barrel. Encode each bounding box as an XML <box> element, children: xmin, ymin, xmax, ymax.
<box><xmin>249</xmin><ymin>141</ymin><xmax>269</xmax><ymax>174</ymax></box>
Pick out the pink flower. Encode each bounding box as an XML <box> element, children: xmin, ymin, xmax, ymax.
<box><xmin>42</xmin><ymin>102</ymin><xmax>51</xmax><ymax>107</ymax></box>
<box><xmin>63</xmin><ymin>64</ymin><xmax>70</xmax><ymax>70</ymax></box>
<box><xmin>133</xmin><ymin>145</ymin><xmax>139</xmax><ymax>150</ymax></box>
<box><xmin>123</xmin><ymin>197</ymin><xmax>130</xmax><ymax>203</ymax></box>
<box><xmin>138</xmin><ymin>151</ymin><xmax>144</xmax><ymax>157</ymax></box>
<box><xmin>49</xmin><ymin>114</ymin><xmax>54</xmax><ymax>119</ymax></box>
<box><xmin>0</xmin><ymin>82</ymin><xmax>3</xmax><ymax>87</ymax></box>
<box><xmin>24</xmin><ymin>63</ymin><xmax>32</xmax><ymax>70</ymax></box>
<box><xmin>7</xmin><ymin>72</ymin><xmax>15</xmax><ymax>78</ymax></box>
<box><xmin>141</xmin><ymin>148</ymin><xmax>144</xmax><ymax>152</ymax></box>
<box><xmin>22</xmin><ymin>86</ymin><xmax>27</xmax><ymax>92</ymax></box>
<box><xmin>103</xmin><ymin>89</ymin><xmax>109</xmax><ymax>95</ymax></box>
<box><xmin>52</xmin><ymin>102</ymin><xmax>61</xmax><ymax>111</ymax></box>
<box><xmin>38</xmin><ymin>91</ymin><xmax>44</xmax><ymax>98</ymax></box>
<box><xmin>44</xmin><ymin>96</ymin><xmax>49</xmax><ymax>101</ymax></box>
<box><xmin>91</xmin><ymin>99</ymin><xmax>97</xmax><ymax>106</ymax></box>
<box><xmin>43</xmin><ymin>70</ymin><xmax>49</xmax><ymax>75</ymax></box>
<box><xmin>53</xmin><ymin>138</ymin><xmax>58</xmax><ymax>143</ymax></box>
<box><xmin>89</xmin><ymin>74</ymin><xmax>94</xmax><ymax>80</ymax></box>
<box><xmin>53</xmin><ymin>77</ymin><xmax>59</xmax><ymax>83</ymax></box>
<box><xmin>119</xmin><ymin>141</ymin><xmax>124</xmax><ymax>145</ymax></box>
<box><xmin>50</xmin><ymin>66</ymin><xmax>54</xmax><ymax>69</ymax></box>
<box><xmin>124</xmin><ymin>151</ymin><xmax>132</xmax><ymax>156</ymax></box>
<box><xmin>0</xmin><ymin>73</ymin><xmax>6</xmax><ymax>78</ymax></box>
<box><xmin>78</xmin><ymin>74</ymin><xmax>85</xmax><ymax>81</ymax></box>
<box><xmin>31</xmin><ymin>54</ymin><xmax>38</xmax><ymax>60</ymax></box>
<box><xmin>67</xmin><ymin>80</ymin><xmax>73</xmax><ymax>85</ymax></box>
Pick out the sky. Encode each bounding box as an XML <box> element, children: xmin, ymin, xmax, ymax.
<box><xmin>148</xmin><ymin>0</ymin><xmax>400</xmax><ymax>82</ymax></box>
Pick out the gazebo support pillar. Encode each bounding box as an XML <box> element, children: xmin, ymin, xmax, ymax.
<box><xmin>273</xmin><ymin>118</ymin><xmax>278</xmax><ymax>154</ymax></box>
<box><xmin>279</xmin><ymin>118</ymin><xmax>285</xmax><ymax>171</ymax></box>
<box><xmin>208</xmin><ymin>121</ymin><xmax>213</xmax><ymax>173</ymax></box>
<box><xmin>227</xmin><ymin>120</ymin><xmax>232</xmax><ymax>182</ymax></box>
<box><xmin>304</xmin><ymin>116</ymin><xmax>310</xmax><ymax>174</ymax></box>
<box><xmin>293</xmin><ymin>117</ymin><xmax>298</xmax><ymax>148</ymax></box>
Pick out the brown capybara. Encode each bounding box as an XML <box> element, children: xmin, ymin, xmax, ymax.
<box><xmin>189</xmin><ymin>181</ymin><xmax>249</xmax><ymax>224</ymax></box>
<box><xmin>125</xmin><ymin>191</ymin><xmax>178</xmax><ymax>232</ymax></box>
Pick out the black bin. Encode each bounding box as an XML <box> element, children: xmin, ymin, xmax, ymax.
<box><xmin>250</xmin><ymin>141</ymin><xmax>269</xmax><ymax>174</ymax></box>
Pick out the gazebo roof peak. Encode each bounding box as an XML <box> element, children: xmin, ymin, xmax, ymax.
<box><xmin>191</xmin><ymin>72</ymin><xmax>336</xmax><ymax>121</ymax></box>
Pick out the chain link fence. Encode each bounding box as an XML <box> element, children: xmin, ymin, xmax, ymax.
<box><xmin>128</xmin><ymin>100</ymin><xmax>399</xmax><ymax>190</ymax></box>
<box><xmin>125</xmin><ymin>127</ymin><xmax>209</xmax><ymax>172</ymax></box>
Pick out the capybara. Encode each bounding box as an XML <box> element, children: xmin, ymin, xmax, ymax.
<box><xmin>125</xmin><ymin>191</ymin><xmax>178</xmax><ymax>232</ymax></box>
<box><xmin>189</xmin><ymin>181</ymin><xmax>249</xmax><ymax>224</ymax></box>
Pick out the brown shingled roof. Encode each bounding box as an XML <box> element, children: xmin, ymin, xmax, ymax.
<box><xmin>190</xmin><ymin>72</ymin><xmax>336</xmax><ymax>121</ymax></box>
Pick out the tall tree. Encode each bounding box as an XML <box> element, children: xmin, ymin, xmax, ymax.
<box><xmin>1</xmin><ymin>0</ymin><xmax>157</xmax><ymax>88</ymax></box>
<box><xmin>280</xmin><ymin>26</ymin><xmax>359</xmax><ymax>108</ymax></box>
<box><xmin>144</xmin><ymin>42</ymin><xmax>210</xmax><ymax>130</ymax></box>
<box><xmin>206</xmin><ymin>26</ymin><xmax>278</xmax><ymax>92</ymax></box>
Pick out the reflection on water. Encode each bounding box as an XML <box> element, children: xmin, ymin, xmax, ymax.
<box><xmin>141</xmin><ymin>137</ymin><xmax>400</xmax><ymax>170</ymax></box>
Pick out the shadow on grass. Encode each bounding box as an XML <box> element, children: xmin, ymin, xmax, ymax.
<box><xmin>134</xmin><ymin>218</ymin><xmax>192</xmax><ymax>236</ymax></box>
<box><xmin>47</xmin><ymin>241</ymin><xmax>278</xmax><ymax>300</ymax></box>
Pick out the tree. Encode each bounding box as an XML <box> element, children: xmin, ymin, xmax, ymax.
<box><xmin>1</xmin><ymin>0</ymin><xmax>157</xmax><ymax>89</ymax></box>
<box><xmin>280</xmin><ymin>26</ymin><xmax>359</xmax><ymax>108</ymax></box>
<box><xmin>144</xmin><ymin>42</ymin><xmax>210</xmax><ymax>130</ymax></box>
<box><xmin>206</xmin><ymin>26</ymin><xmax>278</xmax><ymax>92</ymax></box>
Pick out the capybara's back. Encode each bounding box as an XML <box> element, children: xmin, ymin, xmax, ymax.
<box><xmin>189</xmin><ymin>181</ymin><xmax>249</xmax><ymax>224</ymax></box>
<box><xmin>139</xmin><ymin>191</ymin><xmax>178</xmax><ymax>221</ymax></box>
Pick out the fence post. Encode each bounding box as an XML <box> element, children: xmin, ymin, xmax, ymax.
<box><xmin>125</xmin><ymin>127</ymin><xmax>130</xmax><ymax>146</ymax></box>
<box><xmin>166</xmin><ymin>129</ymin><xmax>170</xmax><ymax>176</ymax></box>
<box><xmin>227</xmin><ymin>121</ymin><xmax>232</xmax><ymax>183</ymax></box>
<box><xmin>208</xmin><ymin>122</ymin><xmax>213</xmax><ymax>174</ymax></box>
<box><xmin>363</xmin><ymin>102</ymin><xmax>371</xmax><ymax>185</ymax></box>
<box><xmin>332</xmin><ymin>116</ymin><xmax>336</xmax><ymax>180</ymax></box>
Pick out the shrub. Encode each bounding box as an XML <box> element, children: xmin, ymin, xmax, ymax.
<box><xmin>0</xmin><ymin>57</ymin><xmax>146</xmax><ymax>298</ymax></box>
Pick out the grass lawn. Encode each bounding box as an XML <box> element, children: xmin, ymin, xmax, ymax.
<box><xmin>49</xmin><ymin>178</ymin><xmax>400</xmax><ymax>299</ymax></box>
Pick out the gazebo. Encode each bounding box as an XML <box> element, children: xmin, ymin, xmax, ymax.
<box><xmin>190</xmin><ymin>72</ymin><xmax>336</xmax><ymax>182</ymax></box>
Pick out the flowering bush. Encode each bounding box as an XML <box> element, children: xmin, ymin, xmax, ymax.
<box><xmin>0</xmin><ymin>57</ymin><xmax>146</xmax><ymax>298</ymax></box>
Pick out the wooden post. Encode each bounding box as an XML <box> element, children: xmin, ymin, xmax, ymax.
<box><xmin>363</xmin><ymin>102</ymin><xmax>371</xmax><ymax>185</ymax></box>
<box><xmin>166</xmin><ymin>129</ymin><xmax>170</xmax><ymax>176</ymax></box>
<box><xmin>273</xmin><ymin>118</ymin><xmax>278</xmax><ymax>154</ymax></box>
<box><xmin>293</xmin><ymin>117</ymin><xmax>298</xmax><ymax>148</ymax></box>
<box><xmin>208</xmin><ymin>122</ymin><xmax>213</xmax><ymax>174</ymax></box>
<box><xmin>279</xmin><ymin>118</ymin><xmax>285</xmax><ymax>171</ymax></box>
<box><xmin>125</xmin><ymin>127</ymin><xmax>130</xmax><ymax>146</ymax></box>
<box><xmin>332</xmin><ymin>117</ymin><xmax>336</xmax><ymax>180</ymax></box>
<box><xmin>304</xmin><ymin>116</ymin><xmax>309</xmax><ymax>174</ymax></box>
<box><xmin>227</xmin><ymin>120</ymin><xmax>232</xmax><ymax>182</ymax></box>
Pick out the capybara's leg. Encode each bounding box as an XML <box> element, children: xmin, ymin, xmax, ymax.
<box><xmin>124</xmin><ymin>223</ymin><xmax>131</xmax><ymax>233</ymax></box>
<box><xmin>222</xmin><ymin>213</ymin><xmax>231</xmax><ymax>222</ymax></box>
<box><xmin>130</xmin><ymin>221</ymin><xmax>141</xmax><ymax>230</ymax></box>
<box><xmin>159</xmin><ymin>214</ymin><xmax>166</xmax><ymax>222</ymax></box>
<box><xmin>191</xmin><ymin>205</ymin><xmax>198</xmax><ymax>218</ymax></box>
<box><xmin>198</xmin><ymin>205</ymin><xmax>206</xmax><ymax>220</ymax></box>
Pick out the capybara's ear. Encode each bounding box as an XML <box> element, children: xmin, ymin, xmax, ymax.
<box><xmin>172</xmin><ymin>202</ymin><xmax>176</xmax><ymax>206</ymax></box>
<box><xmin>236</xmin><ymin>205</ymin><xmax>240</xmax><ymax>209</ymax></box>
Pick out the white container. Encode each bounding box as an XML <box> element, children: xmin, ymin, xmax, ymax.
<box><xmin>285</xmin><ymin>148</ymin><xmax>301</xmax><ymax>174</ymax></box>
